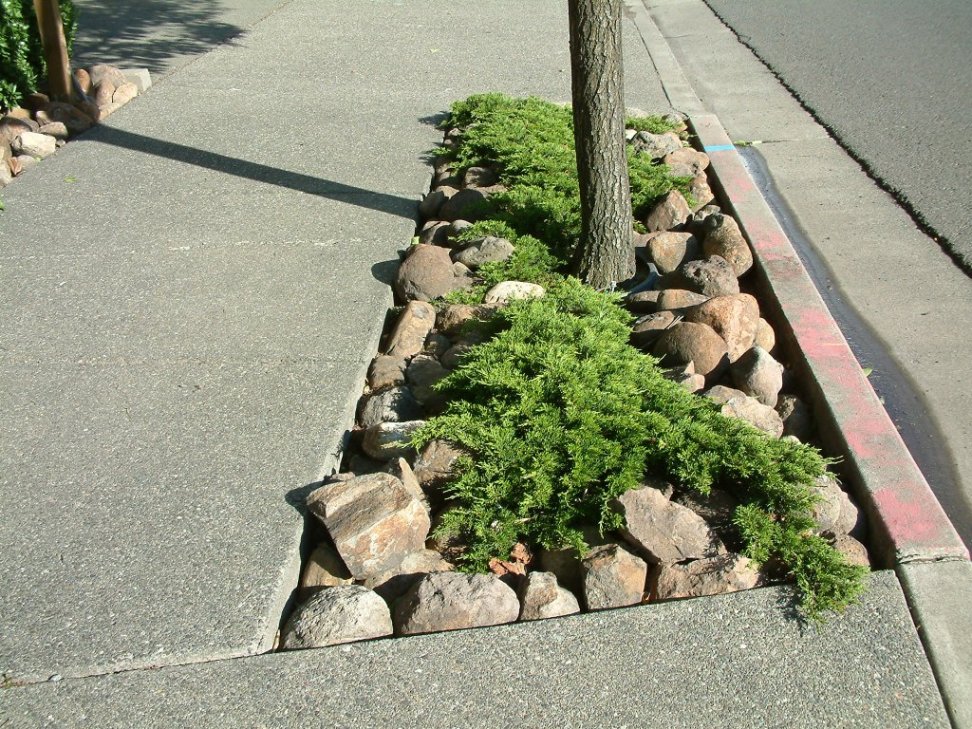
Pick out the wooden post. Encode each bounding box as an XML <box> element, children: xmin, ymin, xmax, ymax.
<box><xmin>33</xmin><ymin>0</ymin><xmax>72</xmax><ymax>100</ymax></box>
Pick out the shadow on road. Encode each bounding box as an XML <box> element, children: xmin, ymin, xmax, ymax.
<box><xmin>71</xmin><ymin>0</ymin><xmax>247</xmax><ymax>76</ymax></box>
<box><xmin>79</xmin><ymin>125</ymin><xmax>418</xmax><ymax>220</ymax></box>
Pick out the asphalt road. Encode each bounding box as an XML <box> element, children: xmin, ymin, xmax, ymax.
<box><xmin>703</xmin><ymin>0</ymin><xmax>972</xmax><ymax>272</ymax></box>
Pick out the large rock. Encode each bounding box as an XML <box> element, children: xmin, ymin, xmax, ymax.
<box><xmin>418</xmin><ymin>186</ymin><xmax>457</xmax><ymax>218</ymax></box>
<box><xmin>630</xmin><ymin>310</ymin><xmax>676</xmax><ymax>350</ymax></box>
<box><xmin>644</xmin><ymin>232</ymin><xmax>700</xmax><ymax>274</ymax></box>
<box><xmin>306</xmin><ymin>472</ymin><xmax>431</xmax><ymax>580</ymax></box>
<box><xmin>11</xmin><ymin>131</ymin><xmax>56</xmax><ymax>159</ymax></box>
<box><xmin>652</xmin><ymin>321</ymin><xmax>729</xmax><ymax>381</ymax></box>
<box><xmin>672</xmin><ymin>255</ymin><xmax>739</xmax><ymax>297</ymax></box>
<box><xmin>581</xmin><ymin>543</ymin><xmax>648</xmax><ymax>610</ymax></box>
<box><xmin>281</xmin><ymin>585</ymin><xmax>392</xmax><ymax>649</ymax></box>
<box><xmin>730</xmin><ymin>346</ymin><xmax>784</xmax><ymax>407</ymax></box>
<box><xmin>663</xmin><ymin>148</ymin><xmax>710</xmax><ymax>178</ymax></box>
<box><xmin>357</xmin><ymin>386</ymin><xmax>423</xmax><ymax>428</ymax></box>
<box><xmin>484</xmin><ymin>280</ymin><xmax>545</xmax><ymax>304</ymax></box>
<box><xmin>518</xmin><ymin>571</ymin><xmax>581</xmax><ymax>621</ymax></box>
<box><xmin>385</xmin><ymin>301</ymin><xmax>436</xmax><ymax>359</ymax></box>
<box><xmin>436</xmin><ymin>303</ymin><xmax>494</xmax><ymax>336</ymax></box>
<box><xmin>614</xmin><ymin>484</ymin><xmax>726</xmax><ymax>565</ymax></box>
<box><xmin>395</xmin><ymin>245</ymin><xmax>473</xmax><ymax>302</ymax></box>
<box><xmin>655</xmin><ymin>289</ymin><xmax>709</xmax><ymax>312</ymax></box>
<box><xmin>363</xmin><ymin>549</ymin><xmax>454</xmax><ymax>602</ymax></box>
<box><xmin>688</xmin><ymin>173</ymin><xmax>715</xmax><ymax>212</ymax></box>
<box><xmin>632</xmin><ymin>130</ymin><xmax>682</xmax><ymax>159</ymax></box>
<box><xmin>0</xmin><ymin>116</ymin><xmax>34</xmax><ymax>146</ymax></box>
<box><xmin>683</xmin><ymin>293</ymin><xmax>759</xmax><ymax>362</ymax></box>
<box><xmin>88</xmin><ymin>63</ymin><xmax>128</xmax><ymax>89</ymax></box>
<box><xmin>703</xmin><ymin>215</ymin><xmax>753</xmax><ymax>276</ymax></box>
<box><xmin>651</xmin><ymin>554</ymin><xmax>762</xmax><ymax>600</ymax></box>
<box><xmin>833</xmin><ymin>534</ymin><xmax>870</xmax><ymax>567</ymax></box>
<box><xmin>705</xmin><ymin>385</ymin><xmax>784</xmax><ymax>437</ymax></box>
<box><xmin>361</xmin><ymin>420</ymin><xmax>426</xmax><ymax>460</ymax></box>
<box><xmin>368</xmin><ymin>354</ymin><xmax>407</xmax><ymax>390</ymax></box>
<box><xmin>755</xmin><ymin>317</ymin><xmax>777</xmax><ymax>352</ymax></box>
<box><xmin>645</xmin><ymin>190</ymin><xmax>691</xmax><ymax>232</ymax></box>
<box><xmin>413</xmin><ymin>439</ymin><xmax>465</xmax><ymax>490</ymax></box>
<box><xmin>439</xmin><ymin>187</ymin><xmax>490</xmax><ymax>221</ymax></box>
<box><xmin>463</xmin><ymin>166</ymin><xmax>499</xmax><ymax>188</ymax></box>
<box><xmin>299</xmin><ymin>542</ymin><xmax>354</xmax><ymax>592</ymax></box>
<box><xmin>393</xmin><ymin>572</ymin><xmax>520</xmax><ymax>635</ymax></box>
<box><xmin>406</xmin><ymin>354</ymin><xmax>449</xmax><ymax>407</ymax></box>
<box><xmin>777</xmin><ymin>394</ymin><xmax>813</xmax><ymax>441</ymax></box>
<box><xmin>452</xmin><ymin>236</ymin><xmax>514</xmax><ymax>269</ymax></box>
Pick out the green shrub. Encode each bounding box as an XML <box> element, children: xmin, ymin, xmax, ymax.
<box><xmin>0</xmin><ymin>0</ymin><xmax>77</xmax><ymax>110</ymax></box>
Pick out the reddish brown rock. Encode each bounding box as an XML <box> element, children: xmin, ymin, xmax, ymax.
<box><xmin>518</xmin><ymin>571</ymin><xmax>581</xmax><ymax>620</ymax></box>
<box><xmin>833</xmin><ymin>534</ymin><xmax>870</xmax><ymax>567</ymax></box>
<box><xmin>112</xmin><ymin>82</ymin><xmax>139</xmax><ymax>105</ymax></box>
<box><xmin>581</xmin><ymin>544</ymin><xmax>648</xmax><ymax>610</ymax></box>
<box><xmin>630</xmin><ymin>310</ymin><xmax>677</xmax><ymax>350</ymax></box>
<box><xmin>436</xmin><ymin>303</ymin><xmax>493</xmax><ymax>336</ymax></box>
<box><xmin>663</xmin><ymin>147</ymin><xmax>710</xmax><ymax>178</ymax></box>
<box><xmin>393</xmin><ymin>572</ymin><xmax>520</xmax><ymax>635</ymax></box>
<box><xmin>703</xmin><ymin>215</ymin><xmax>753</xmax><ymax>276</ymax></box>
<box><xmin>651</xmin><ymin>554</ymin><xmax>762</xmax><ymax>600</ymax></box>
<box><xmin>645</xmin><ymin>190</ymin><xmax>691</xmax><ymax>232</ymax></box>
<box><xmin>385</xmin><ymin>300</ymin><xmax>436</xmax><ymax>359</ymax></box>
<box><xmin>368</xmin><ymin>354</ymin><xmax>407</xmax><ymax>390</ymax></box>
<box><xmin>755</xmin><ymin>317</ymin><xmax>777</xmax><ymax>352</ymax></box>
<box><xmin>94</xmin><ymin>81</ymin><xmax>115</xmax><ymax>108</ymax></box>
<box><xmin>705</xmin><ymin>385</ymin><xmax>784</xmax><ymax>437</ymax></box>
<box><xmin>394</xmin><ymin>244</ymin><xmax>474</xmax><ymax>302</ymax></box>
<box><xmin>652</xmin><ymin>321</ymin><xmax>730</xmax><ymax>381</ymax></box>
<box><xmin>683</xmin><ymin>293</ymin><xmax>760</xmax><ymax>362</ymax></box>
<box><xmin>413</xmin><ymin>439</ymin><xmax>466</xmax><ymax>490</ymax></box>
<box><xmin>673</xmin><ymin>256</ymin><xmax>740</xmax><ymax>297</ymax></box>
<box><xmin>645</xmin><ymin>232</ymin><xmax>701</xmax><ymax>274</ymax></box>
<box><xmin>300</xmin><ymin>541</ymin><xmax>354</xmax><ymax>593</ymax></box>
<box><xmin>73</xmin><ymin>68</ymin><xmax>92</xmax><ymax>94</ymax></box>
<box><xmin>688</xmin><ymin>174</ymin><xmax>715</xmax><ymax>212</ymax></box>
<box><xmin>655</xmin><ymin>288</ymin><xmax>709</xmax><ymax>312</ymax></box>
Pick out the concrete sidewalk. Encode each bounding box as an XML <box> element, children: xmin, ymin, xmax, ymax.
<box><xmin>0</xmin><ymin>0</ymin><xmax>965</xmax><ymax>726</ymax></box>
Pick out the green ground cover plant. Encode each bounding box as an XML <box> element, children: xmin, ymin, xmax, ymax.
<box><xmin>0</xmin><ymin>0</ymin><xmax>77</xmax><ymax>110</ymax></box>
<box><xmin>418</xmin><ymin>93</ymin><xmax>867</xmax><ymax>619</ymax></box>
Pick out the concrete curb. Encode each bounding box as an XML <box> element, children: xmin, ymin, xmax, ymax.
<box><xmin>690</xmin><ymin>113</ymin><xmax>968</xmax><ymax>568</ymax></box>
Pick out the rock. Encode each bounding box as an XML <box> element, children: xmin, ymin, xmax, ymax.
<box><xmin>37</xmin><ymin>122</ymin><xmax>68</xmax><ymax>140</ymax></box>
<box><xmin>630</xmin><ymin>310</ymin><xmax>676</xmax><ymax>350</ymax></box>
<box><xmin>645</xmin><ymin>190</ymin><xmax>691</xmax><ymax>232</ymax></box>
<box><xmin>663</xmin><ymin>148</ymin><xmax>710</xmax><ymax>178</ymax></box>
<box><xmin>682</xmin><ymin>293</ymin><xmax>759</xmax><ymax>362</ymax></box>
<box><xmin>22</xmin><ymin>92</ymin><xmax>49</xmax><ymax>113</ymax></box>
<box><xmin>452</xmin><ymin>236</ymin><xmax>515</xmax><ymax>269</ymax></box>
<box><xmin>385</xmin><ymin>300</ymin><xmax>436</xmax><ymax>359</ymax></box>
<box><xmin>418</xmin><ymin>220</ymin><xmax>450</xmax><ymax>245</ymax></box>
<box><xmin>12</xmin><ymin>155</ymin><xmax>36</xmax><ymax>173</ymax></box>
<box><xmin>94</xmin><ymin>80</ymin><xmax>115</xmax><ymax>108</ymax></box>
<box><xmin>88</xmin><ymin>63</ymin><xmax>128</xmax><ymax>89</ymax></box>
<box><xmin>384</xmin><ymin>457</ymin><xmax>428</xmax><ymax>509</ymax></box>
<box><xmin>439</xmin><ymin>187</ymin><xmax>490</xmax><ymax>222</ymax></box>
<box><xmin>413</xmin><ymin>439</ymin><xmax>465</xmax><ymax>490</ymax></box>
<box><xmin>644</xmin><ymin>232</ymin><xmax>700</xmax><ymax>274</ymax></box>
<box><xmin>5</xmin><ymin>108</ymin><xmax>34</xmax><ymax>124</ymax></box>
<box><xmin>357</xmin><ymin>386</ymin><xmax>423</xmax><ymax>428</ymax></box>
<box><xmin>834</xmin><ymin>487</ymin><xmax>865</xmax><ymax>538</ymax></box>
<box><xmin>418</xmin><ymin>186</ymin><xmax>457</xmax><ymax>218</ymax></box>
<box><xmin>462</xmin><ymin>166</ymin><xmax>498</xmax><ymax>188</ymax></box>
<box><xmin>652</xmin><ymin>322</ymin><xmax>729</xmax><ymax>381</ymax></box>
<box><xmin>300</xmin><ymin>542</ymin><xmax>354</xmax><ymax>592</ymax></box>
<box><xmin>776</xmin><ymin>394</ymin><xmax>813</xmax><ymax>441</ymax></box>
<box><xmin>730</xmin><ymin>346</ymin><xmax>784</xmax><ymax>407</ymax></box>
<box><xmin>446</xmin><ymin>219</ymin><xmax>474</xmax><ymax>240</ymax></box>
<box><xmin>703</xmin><ymin>215</ymin><xmax>753</xmax><ymax>276</ymax></box>
<box><xmin>393</xmin><ymin>572</ymin><xmax>520</xmax><ymax>635</ymax></box>
<box><xmin>688</xmin><ymin>174</ymin><xmax>715</xmax><ymax>212</ymax></box>
<box><xmin>672</xmin><ymin>487</ymin><xmax>739</xmax><ymax>537</ymax></box>
<box><xmin>678</xmin><ymin>372</ymin><xmax>706</xmax><ymax>393</ymax></box>
<box><xmin>368</xmin><ymin>354</ymin><xmax>407</xmax><ymax>390</ymax></box>
<box><xmin>395</xmin><ymin>245</ymin><xmax>473</xmax><ymax>302</ymax></box>
<box><xmin>651</xmin><ymin>554</ymin><xmax>762</xmax><ymax>601</ymax></box>
<box><xmin>112</xmin><ymin>82</ymin><xmax>139</xmax><ymax>105</ymax></box>
<box><xmin>306</xmin><ymin>472</ymin><xmax>430</xmax><ymax>580</ymax></box>
<box><xmin>424</xmin><ymin>332</ymin><xmax>451</xmax><ymax>358</ymax></box>
<box><xmin>624</xmin><ymin>289</ymin><xmax>661</xmax><ymax>315</ymax></box>
<box><xmin>120</xmin><ymin>67</ymin><xmax>153</xmax><ymax>93</ymax></box>
<box><xmin>0</xmin><ymin>160</ymin><xmax>11</xmax><ymax>186</ymax></box>
<box><xmin>810</xmin><ymin>476</ymin><xmax>845</xmax><ymax>535</ymax></box>
<box><xmin>614</xmin><ymin>484</ymin><xmax>726</xmax><ymax>564</ymax></box>
<box><xmin>11</xmin><ymin>131</ymin><xmax>56</xmax><ymax>159</ymax></box>
<box><xmin>73</xmin><ymin>68</ymin><xmax>92</xmax><ymax>94</ymax></box>
<box><xmin>484</xmin><ymin>281</ymin><xmax>545</xmax><ymax>304</ymax></box>
<box><xmin>832</xmin><ymin>534</ymin><xmax>870</xmax><ymax>567</ymax></box>
<box><xmin>705</xmin><ymin>385</ymin><xmax>784</xmax><ymax>437</ymax></box>
<box><xmin>518</xmin><ymin>571</ymin><xmax>581</xmax><ymax>620</ymax></box>
<box><xmin>655</xmin><ymin>289</ymin><xmax>709</xmax><ymax>312</ymax></box>
<box><xmin>406</xmin><ymin>354</ymin><xmax>449</xmax><ymax>407</ymax></box>
<box><xmin>437</xmin><ymin>303</ymin><xmax>493</xmax><ymax>336</ymax></box>
<box><xmin>361</xmin><ymin>420</ymin><xmax>426</xmax><ymax>460</ymax></box>
<box><xmin>672</xmin><ymin>256</ymin><xmax>739</xmax><ymax>297</ymax></box>
<box><xmin>441</xmin><ymin>342</ymin><xmax>474</xmax><ymax>369</ymax></box>
<box><xmin>755</xmin><ymin>317</ymin><xmax>777</xmax><ymax>352</ymax></box>
<box><xmin>581</xmin><ymin>544</ymin><xmax>648</xmax><ymax>610</ymax></box>
<box><xmin>633</xmin><ymin>130</ymin><xmax>682</xmax><ymax>160</ymax></box>
<box><xmin>281</xmin><ymin>585</ymin><xmax>392</xmax><ymax>649</ymax></box>
<box><xmin>364</xmin><ymin>549</ymin><xmax>453</xmax><ymax>602</ymax></box>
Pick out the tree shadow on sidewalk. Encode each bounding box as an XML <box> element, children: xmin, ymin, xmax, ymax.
<box><xmin>80</xmin><ymin>125</ymin><xmax>418</xmax><ymax>220</ymax></box>
<box><xmin>72</xmin><ymin>0</ymin><xmax>249</xmax><ymax>77</ymax></box>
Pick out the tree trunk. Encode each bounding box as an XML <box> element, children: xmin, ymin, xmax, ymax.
<box><xmin>33</xmin><ymin>0</ymin><xmax>72</xmax><ymax>101</ymax></box>
<box><xmin>568</xmin><ymin>0</ymin><xmax>634</xmax><ymax>290</ymax></box>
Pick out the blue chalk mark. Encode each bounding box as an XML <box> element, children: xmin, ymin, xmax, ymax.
<box><xmin>703</xmin><ymin>144</ymin><xmax>735</xmax><ymax>153</ymax></box>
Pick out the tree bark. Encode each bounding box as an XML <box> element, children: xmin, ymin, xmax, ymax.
<box><xmin>568</xmin><ymin>0</ymin><xmax>634</xmax><ymax>290</ymax></box>
<box><xmin>33</xmin><ymin>0</ymin><xmax>72</xmax><ymax>101</ymax></box>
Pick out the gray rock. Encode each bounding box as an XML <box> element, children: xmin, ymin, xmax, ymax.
<box><xmin>439</xmin><ymin>187</ymin><xmax>490</xmax><ymax>221</ymax></box>
<box><xmin>688</xmin><ymin>173</ymin><xmax>715</xmax><ymax>212</ymax></box>
<box><xmin>368</xmin><ymin>354</ymin><xmax>407</xmax><ymax>390</ymax></box>
<box><xmin>703</xmin><ymin>215</ymin><xmax>753</xmax><ymax>276</ymax></box>
<box><xmin>644</xmin><ymin>232</ymin><xmax>700</xmax><ymax>274</ymax></box>
<box><xmin>652</xmin><ymin>321</ymin><xmax>730</xmax><ymax>382</ymax></box>
<box><xmin>835</xmin><ymin>486</ymin><xmax>865</xmax><ymax>539</ymax></box>
<box><xmin>418</xmin><ymin>221</ymin><xmax>450</xmax><ymax>245</ymax></box>
<box><xmin>705</xmin><ymin>385</ymin><xmax>784</xmax><ymax>437</ymax></box>
<box><xmin>406</xmin><ymin>354</ymin><xmax>449</xmax><ymax>406</ymax></box>
<box><xmin>385</xmin><ymin>300</ymin><xmax>437</xmax><ymax>359</ymax></box>
<box><xmin>361</xmin><ymin>420</ymin><xmax>426</xmax><ymax>461</ymax></box>
<box><xmin>452</xmin><ymin>236</ymin><xmax>515</xmax><ymax>269</ymax></box>
<box><xmin>581</xmin><ymin>543</ymin><xmax>648</xmax><ymax>610</ymax></box>
<box><xmin>357</xmin><ymin>386</ymin><xmax>423</xmax><ymax>429</ymax></box>
<box><xmin>663</xmin><ymin>148</ymin><xmax>710</xmax><ymax>178</ymax></box>
<box><xmin>441</xmin><ymin>342</ymin><xmax>474</xmax><ymax>369</ymax></box>
<box><xmin>633</xmin><ymin>130</ymin><xmax>682</xmax><ymax>160</ymax></box>
<box><xmin>624</xmin><ymin>289</ymin><xmax>661</xmax><ymax>315</ymax></box>
<box><xmin>364</xmin><ymin>549</ymin><xmax>454</xmax><ymax>602</ymax></box>
<box><xmin>413</xmin><ymin>439</ymin><xmax>465</xmax><ymax>490</ymax></box>
<box><xmin>462</xmin><ymin>166</ymin><xmax>498</xmax><ymax>188</ymax></box>
<box><xmin>730</xmin><ymin>346</ymin><xmax>784</xmax><ymax>407</ymax></box>
<box><xmin>37</xmin><ymin>122</ymin><xmax>68</xmax><ymax>140</ymax></box>
<box><xmin>777</xmin><ymin>394</ymin><xmax>814</xmax><ymax>441</ymax></box>
<box><xmin>651</xmin><ymin>554</ymin><xmax>762</xmax><ymax>601</ymax></box>
<box><xmin>683</xmin><ymin>293</ymin><xmax>760</xmax><ymax>362</ymax></box>
<box><xmin>306</xmin><ymin>472</ymin><xmax>431</xmax><ymax>580</ymax></box>
<box><xmin>518</xmin><ymin>571</ymin><xmax>581</xmax><ymax>621</ymax></box>
<box><xmin>395</xmin><ymin>245</ymin><xmax>474</xmax><ymax>302</ymax></box>
<box><xmin>281</xmin><ymin>585</ymin><xmax>392</xmax><ymax>649</ymax></box>
<box><xmin>755</xmin><ymin>317</ymin><xmax>777</xmax><ymax>352</ymax></box>
<box><xmin>393</xmin><ymin>572</ymin><xmax>520</xmax><ymax>635</ymax></box>
<box><xmin>810</xmin><ymin>476</ymin><xmax>845</xmax><ymax>535</ymax></box>
<box><xmin>11</xmin><ymin>131</ymin><xmax>56</xmax><ymax>159</ymax></box>
<box><xmin>484</xmin><ymin>281</ymin><xmax>545</xmax><ymax>304</ymax></box>
<box><xmin>645</xmin><ymin>190</ymin><xmax>691</xmax><ymax>232</ymax></box>
<box><xmin>418</xmin><ymin>186</ymin><xmax>456</xmax><ymax>219</ymax></box>
<box><xmin>673</xmin><ymin>255</ymin><xmax>740</xmax><ymax>297</ymax></box>
<box><xmin>630</xmin><ymin>310</ymin><xmax>677</xmax><ymax>350</ymax></box>
<box><xmin>615</xmin><ymin>485</ymin><xmax>726</xmax><ymax>565</ymax></box>
<box><xmin>299</xmin><ymin>542</ymin><xmax>353</xmax><ymax>592</ymax></box>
